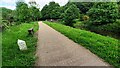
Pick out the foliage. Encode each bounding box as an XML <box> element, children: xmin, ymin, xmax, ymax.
<box><xmin>1</xmin><ymin>7</ymin><xmax>12</xmax><ymax>20</ymax></box>
<box><xmin>2</xmin><ymin>22</ymin><xmax>38</xmax><ymax>66</ymax></box>
<box><xmin>0</xmin><ymin>20</ymin><xmax>10</xmax><ymax>30</ymax></box>
<box><xmin>1</xmin><ymin>7</ymin><xmax>15</xmax><ymax>25</ymax></box>
<box><xmin>29</xmin><ymin>6</ymin><xmax>41</xmax><ymax>21</ymax></box>
<box><xmin>87</xmin><ymin>2</ymin><xmax>119</xmax><ymax>25</ymax></box>
<box><xmin>99</xmin><ymin>20</ymin><xmax>120</xmax><ymax>33</ymax></box>
<box><xmin>83</xmin><ymin>20</ymin><xmax>120</xmax><ymax>39</ymax></box>
<box><xmin>44</xmin><ymin>21</ymin><xmax>120</xmax><ymax>68</ymax></box>
<box><xmin>41</xmin><ymin>5</ymin><xmax>49</xmax><ymax>19</ymax></box>
<box><xmin>73</xmin><ymin>2</ymin><xmax>94</xmax><ymax>14</ymax></box>
<box><xmin>16</xmin><ymin>2</ymin><xmax>30</xmax><ymax>22</ymax></box>
<box><xmin>58</xmin><ymin>6</ymin><xmax>65</xmax><ymax>19</ymax></box>
<box><xmin>62</xmin><ymin>4</ymin><xmax>80</xmax><ymax>26</ymax></box>
<box><xmin>41</xmin><ymin>1</ymin><xmax>61</xmax><ymax>19</ymax></box>
<box><xmin>58</xmin><ymin>3</ymin><xmax>75</xmax><ymax>19</ymax></box>
<box><xmin>89</xmin><ymin>20</ymin><xmax>120</xmax><ymax>34</ymax></box>
<box><xmin>73</xmin><ymin>20</ymin><xmax>120</xmax><ymax>39</ymax></box>
<box><xmin>16</xmin><ymin>1</ymin><xmax>41</xmax><ymax>22</ymax></box>
<box><xmin>118</xmin><ymin>2</ymin><xmax>120</xmax><ymax>18</ymax></box>
<box><xmin>0</xmin><ymin>7</ymin><xmax>16</xmax><ymax>30</ymax></box>
<box><xmin>73</xmin><ymin>21</ymin><xmax>85</xmax><ymax>29</ymax></box>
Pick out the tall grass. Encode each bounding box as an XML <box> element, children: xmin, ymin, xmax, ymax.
<box><xmin>44</xmin><ymin>21</ymin><xmax>120</xmax><ymax>68</ymax></box>
<box><xmin>2</xmin><ymin>22</ymin><xmax>38</xmax><ymax>66</ymax></box>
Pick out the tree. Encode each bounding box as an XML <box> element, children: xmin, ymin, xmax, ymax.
<box><xmin>73</xmin><ymin>2</ymin><xmax>94</xmax><ymax>14</ymax></box>
<box><xmin>62</xmin><ymin>4</ymin><xmax>80</xmax><ymax>26</ymax></box>
<box><xmin>59</xmin><ymin>2</ymin><xmax>75</xmax><ymax>19</ymax></box>
<box><xmin>16</xmin><ymin>1</ymin><xmax>30</xmax><ymax>22</ymax></box>
<box><xmin>118</xmin><ymin>1</ymin><xmax>120</xmax><ymax>18</ymax></box>
<box><xmin>29</xmin><ymin>6</ymin><xmax>41</xmax><ymax>21</ymax></box>
<box><xmin>1</xmin><ymin>7</ymin><xmax>15</xmax><ymax>25</ymax></box>
<box><xmin>1</xmin><ymin>7</ymin><xmax>13</xmax><ymax>20</ymax></box>
<box><xmin>87</xmin><ymin>2</ymin><xmax>119</xmax><ymax>25</ymax></box>
<box><xmin>41</xmin><ymin>4</ymin><xmax>49</xmax><ymax>19</ymax></box>
<box><xmin>41</xmin><ymin>1</ymin><xmax>61</xmax><ymax>19</ymax></box>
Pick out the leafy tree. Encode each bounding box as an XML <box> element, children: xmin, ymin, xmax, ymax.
<box><xmin>41</xmin><ymin>1</ymin><xmax>61</xmax><ymax>19</ymax></box>
<box><xmin>1</xmin><ymin>7</ymin><xmax>15</xmax><ymax>25</ymax></box>
<box><xmin>28</xmin><ymin>0</ymin><xmax>41</xmax><ymax>21</ymax></box>
<box><xmin>59</xmin><ymin>2</ymin><xmax>76</xmax><ymax>19</ymax></box>
<box><xmin>62</xmin><ymin>4</ymin><xmax>80</xmax><ymax>26</ymax></box>
<box><xmin>29</xmin><ymin>6</ymin><xmax>41</xmax><ymax>21</ymax></box>
<box><xmin>1</xmin><ymin>7</ymin><xmax>12</xmax><ymax>20</ymax></box>
<box><xmin>118</xmin><ymin>1</ymin><xmax>120</xmax><ymax>18</ymax></box>
<box><xmin>73</xmin><ymin>2</ymin><xmax>94</xmax><ymax>14</ymax></box>
<box><xmin>16</xmin><ymin>1</ymin><xmax>30</xmax><ymax>22</ymax></box>
<box><xmin>63</xmin><ymin>2</ymin><xmax>75</xmax><ymax>11</ymax></box>
<box><xmin>87</xmin><ymin>2</ymin><xmax>119</xmax><ymax>25</ymax></box>
<box><xmin>41</xmin><ymin>5</ymin><xmax>49</xmax><ymax>19</ymax></box>
<box><xmin>59</xmin><ymin>6</ymin><xmax>65</xmax><ymax>18</ymax></box>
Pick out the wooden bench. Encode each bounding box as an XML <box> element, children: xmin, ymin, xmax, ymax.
<box><xmin>28</xmin><ymin>27</ymin><xmax>34</xmax><ymax>35</ymax></box>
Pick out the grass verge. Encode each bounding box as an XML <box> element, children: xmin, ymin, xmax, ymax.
<box><xmin>2</xmin><ymin>22</ymin><xmax>38</xmax><ymax>66</ymax></box>
<box><xmin>44</xmin><ymin>21</ymin><xmax>120</xmax><ymax>68</ymax></box>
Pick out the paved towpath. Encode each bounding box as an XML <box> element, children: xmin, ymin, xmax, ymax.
<box><xmin>36</xmin><ymin>21</ymin><xmax>110</xmax><ymax>66</ymax></box>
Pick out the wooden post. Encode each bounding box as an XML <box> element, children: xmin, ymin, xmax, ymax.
<box><xmin>28</xmin><ymin>27</ymin><xmax>34</xmax><ymax>35</ymax></box>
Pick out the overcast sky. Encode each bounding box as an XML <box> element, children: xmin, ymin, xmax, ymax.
<box><xmin>0</xmin><ymin>0</ymin><xmax>69</xmax><ymax>10</ymax></box>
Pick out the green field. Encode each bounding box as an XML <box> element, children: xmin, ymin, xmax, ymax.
<box><xmin>44</xmin><ymin>21</ymin><xmax>120</xmax><ymax>68</ymax></box>
<box><xmin>2</xmin><ymin>22</ymin><xmax>38</xmax><ymax>66</ymax></box>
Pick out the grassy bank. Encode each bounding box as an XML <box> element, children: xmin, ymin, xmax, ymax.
<box><xmin>44</xmin><ymin>21</ymin><xmax>119</xmax><ymax>68</ymax></box>
<box><xmin>2</xmin><ymin>22</ymin><xmax>38</xmax><ymax>66</ymax></box>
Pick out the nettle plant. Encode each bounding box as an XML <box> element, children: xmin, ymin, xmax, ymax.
<box><xmin>87</xmin><ymin>2</ymin><xmax>119</xmax><ymax>25</ymax></box>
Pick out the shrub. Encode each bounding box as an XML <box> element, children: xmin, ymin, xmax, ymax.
<box><xmin>87</xmin><ymin>2</ymin><xmax>119</xmax><ymax>25</ymax></box>
<box><xmin>73</xmin><ymin>21</ymin><xmax>84</xmax><ymax>29</ymax></box>
<box><xmin>99</xmin><ymin>20</ymin><xmax>120</xmax><ymax>33</ymax></box>
<box><xmin>84</xmin><ymin>20</ymin><xmax>120</xmax><ymax>39</ymax></box>
<box><xmin>1</xmin><ymin>20</ymin><xmax>10</xmax><ymax>29</ymax></box>
<box><xmin>73</xmin><ymin>19</ymin><xmax>80</xmax><ymax>22</ymax></box>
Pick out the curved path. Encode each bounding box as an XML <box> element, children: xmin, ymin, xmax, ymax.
<box><xmin>36</xmin><ymin>21</ymin><xmax>110</xmax><ymax>66</ymax></box>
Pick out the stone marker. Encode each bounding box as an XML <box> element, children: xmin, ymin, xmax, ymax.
<box><xmin>17</xmin><ymin>39</ymin><xmax>27</xmax><ymax>50</ymax></box>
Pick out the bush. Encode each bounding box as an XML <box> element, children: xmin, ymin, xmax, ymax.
<box><xmin>84</xmin><ymin>20</ymin><xmax>120</xmax><ymax>39</ymax></box>
<box><xmin>1</xmin><ymin>20</ymin><xmax>10</xmax><ymax>29</ymax></box>
<box><xmin>62</xmin><ymin>4</ymin><xmax>80</xmax><ymax>26</ymax></box>
<box><xmin>73</xmin><ymin>19</ymin><xmax>80</xmax><ymax>22</ymax></box>
<box><xmin>87</xmin><ymin>2</ymin><xmax>119</xmax><ymax>25</ymax></box>
<box><xmin>98</xmin><ymin>20</ymin><xmax>120</xmax><ymax>33</ymax></box>
<box><xmin>73</xmin><ymin>21</ymin><xmax>84</xmax><ymax>29</ymax></box>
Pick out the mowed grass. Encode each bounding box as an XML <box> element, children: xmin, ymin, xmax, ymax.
<box><xmin>2</xmin><ymin>22</ymin><xmax>38</xmax><ymax>66</ymax></box>
<box><xmin>44</xmin><ymin>21</ymin><xmax>120</xmax><ymax>68</ymax></box>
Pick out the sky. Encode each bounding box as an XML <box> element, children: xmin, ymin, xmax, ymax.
<box><xmin>0</xmin><ymin>0</ymin><xmax>69</xmax><ymax>10</ymax></box>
